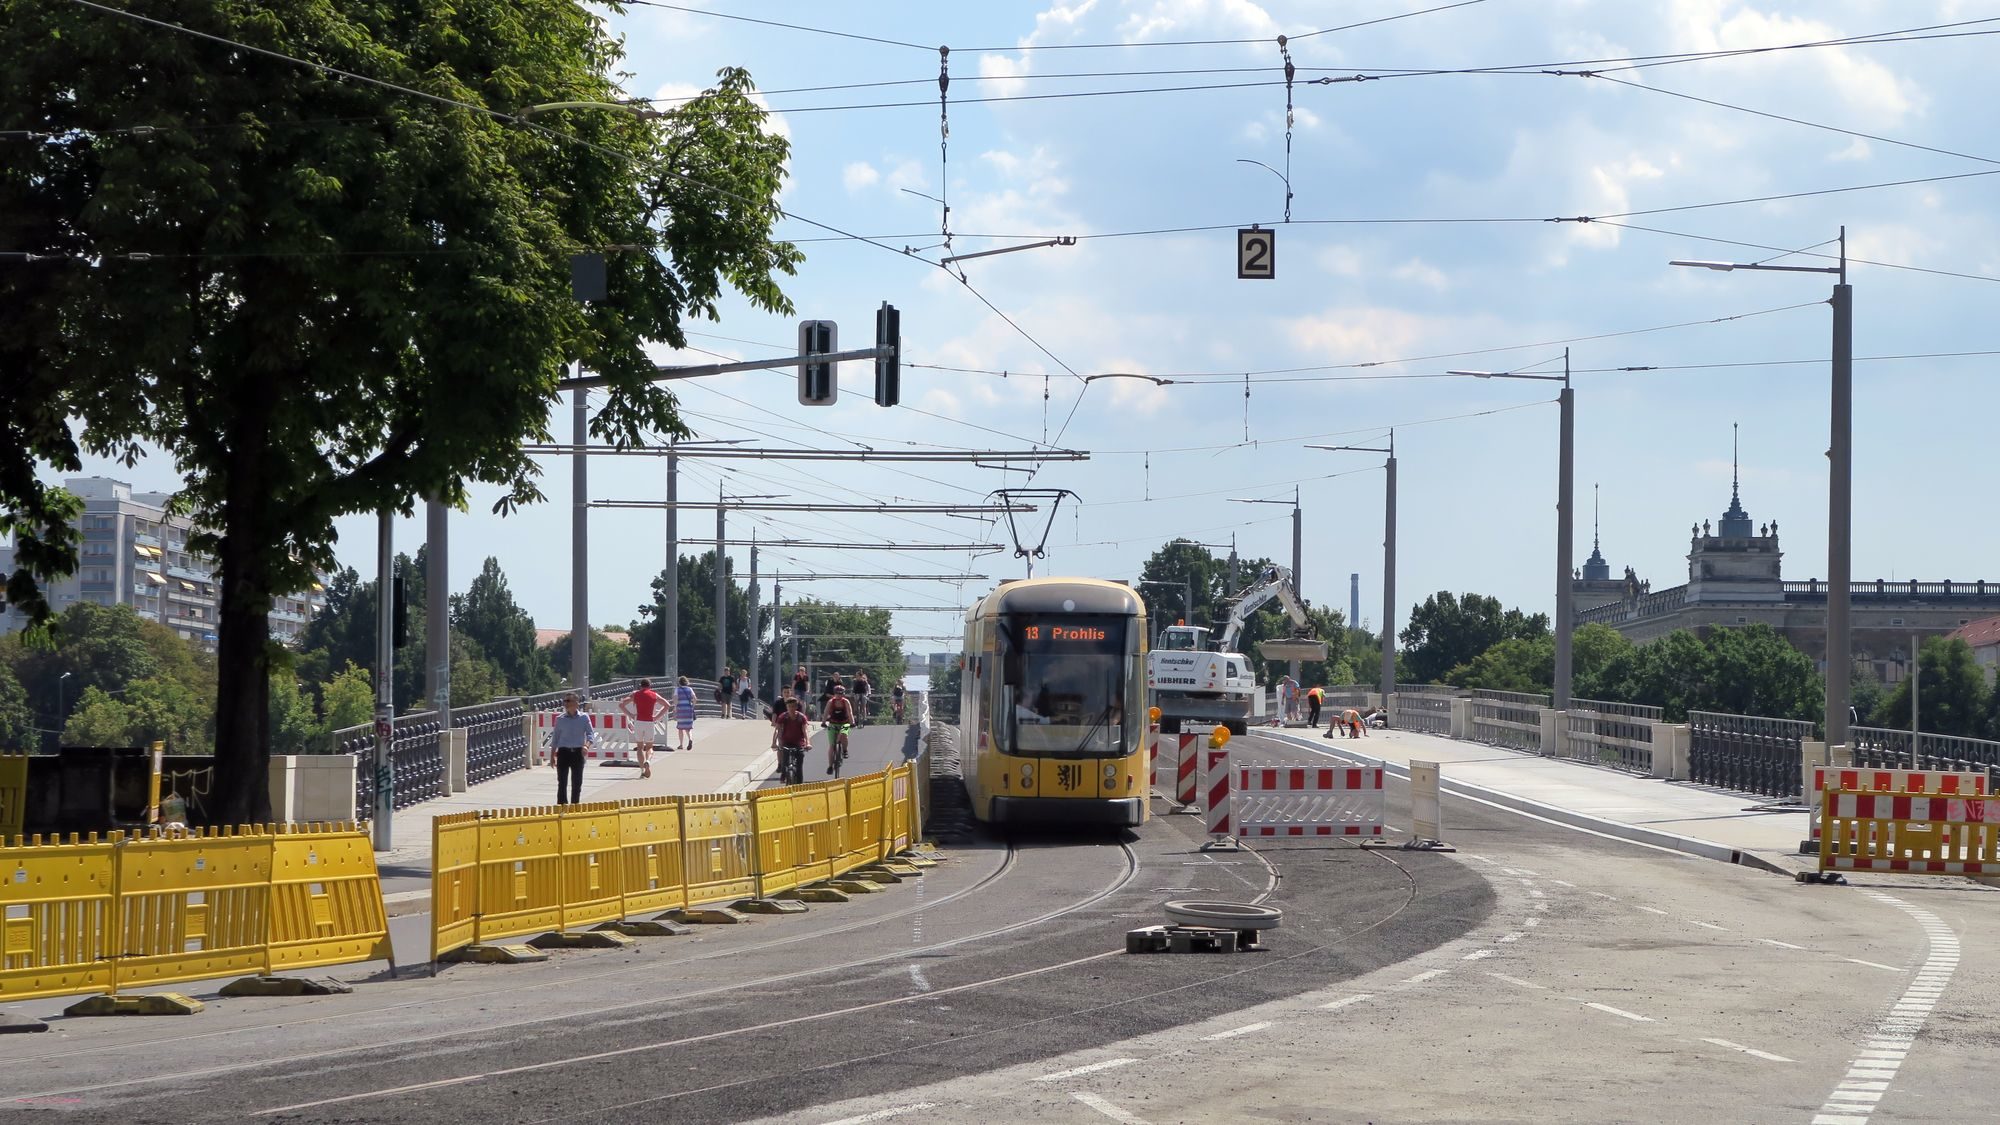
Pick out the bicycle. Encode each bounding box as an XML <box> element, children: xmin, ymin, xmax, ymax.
<box><xmin>778</xmin><ymin>742</ymin><xmax>807</xmax><ymax>786</ymax></box>
<box><xmin>824</xmin><ymin>722</ymin><xmax>850</xmax><ymax>777</ymax></box>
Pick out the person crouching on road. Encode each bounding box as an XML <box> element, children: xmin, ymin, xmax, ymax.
<box><xmin>551</xmin><ymin>693</ymin><xmax>596</xmax><ymax>805</ymax></box>
<box><xmin>622</xmin><ymin>677</ymin><xmax>663</xmax><ymax>779</ymax></box>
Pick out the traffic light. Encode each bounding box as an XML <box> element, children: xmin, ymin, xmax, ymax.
<box><xmin>797</xmin><ymin>320</ymin><xmax>837</xmax><ymax>405</ymax></box>
<box><xmin>873</xmin><ymin>302</ymin><xmax>900</xmax><ymax>407</ymax></box>
<box><xmin>392</xmin><ymin>574</ymin><xmax>410</xmax><ymax>649</ymax></box>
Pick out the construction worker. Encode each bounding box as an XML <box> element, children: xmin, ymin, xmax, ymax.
<box><xmin>1342</xmin><ymin>707</ymin><xmax>1364</xmax><ymax>738</ymax></box>
<box><xmin>1306</xmin><ymin>684</ymin><xmax>1325</xmax><ymax>729</ymax></box>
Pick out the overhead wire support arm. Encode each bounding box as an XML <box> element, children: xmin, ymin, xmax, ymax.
<box><xmin>555</xmin><ymin>347</ymin><xmax>893</xmax><ymax>390</ymax></box>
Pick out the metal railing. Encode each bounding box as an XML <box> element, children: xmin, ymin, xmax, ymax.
<box><xmin>455</xmin><ymin>698</ymin><xmax>527</xmax><ymax>787</ymax></box>
<box><xmin>1687</xmin><ymin>710</ymin><xmax>1812</xmax><ymax>799</ymax></box>
<box><xmin>1563</xmin><ymin>698</ymin><xmax>1663</xmax><ymax>774</ymax></box>
<box><xmin>1470</xmin><ymin>692</ymin><xmax>1544</xmax><ymax>753</ymax></box>
<box><xmin>342</xmin><ymin>710</ymin><xmax>445</xmax><ymax>813</ymax></box>
<box><xmin>1782</xmin><ymin>579</ymin><xmax>1995</xmax><ymax>598</ymax></box>
<box><xmin>1852</xmin><ymin>726</ymin><xmax>2000</xmax><ymax>780</ymax></box>
<box><xmin>1395</xmin><ymin>690</ymin><xmax>1454</xmax><ymax>735</ymax></box>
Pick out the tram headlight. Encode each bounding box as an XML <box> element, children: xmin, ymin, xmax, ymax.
<box><xmin>1020</xmin><ymin>764</ymin><xmax>1034</xmax><ymax>788</ymax></box>
<box><xmin>1102</xmin><ymin>762</ymin><xmax>1118</xmax><ymax>786</ymax></box>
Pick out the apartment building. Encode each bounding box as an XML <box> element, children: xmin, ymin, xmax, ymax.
<box><xmin>0</xmin><ymin>477</ymin><xmax>324</xmax><ymax>649</ymax></box>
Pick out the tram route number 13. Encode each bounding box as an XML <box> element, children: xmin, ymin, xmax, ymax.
<box><xmin>1237</xmin><ymin>227</ymin><xmax>1276</xmax><ymax>280</ymax></box>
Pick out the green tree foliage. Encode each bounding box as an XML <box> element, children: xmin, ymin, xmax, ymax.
<box><xmin>1571</xmin><ymin>623</ymin><xmax>1636</xmax><ymax>699</ymax></box>
<box><xmin>773</xmin><ymin>600</ymin><xmax>903</xmax><ymax>708</ymax></box>
<box><xmin>1873</xmin><ymin>637</ymin><xmax>1989</xmax><ymax>738</ymax></box>
<box><xmin>60</xmin><ymin>687</ymin><xmax>133</xmax><ymax>748</ymax></box>
<box><xmin>321</xmin><ymin>664</ymin><xmax>375</xmax><ymax>732</ymax></box>
<box><xmin>1</xmin><ymin>4</ymin><xmax>800</xmax><ymax>821</ymax></box>
<box><xmin>542</xmin><ymin>628</ymin><xmax>638</xmax><ymax>687</ymax></box>
<box><xmin>1585</xmin><ymin>625</ymin><xmax>1819</xmax><ymax>722</ymax></box>
<box><xmin>0</xmin><ymin>662</ymin><xmax>33</xmax><ymax>751</ymax></box>
<box><xmin>1449</xmin><ymin>635</ymin><xmax>1554</xmax><ymax>694</ymax></box>
<box><xmin>1134</xmin><ymin>540</ymin><xmax>1229</xmax><ymax>634</ymax></box>
<box><xmin>2</xmin><ymin>603</ymin><xmax>217</xmax><ymax>749</ymax></box>
<box><xmin>452</xmin><ymin>557</ymin><xmax>548</xmax><ymax>695</ymax></box>
<box><xmin>58</xmin><ymin>675</ymin><xmax>212</xmax><ymax>751</ymax></box>
<box><xmin>444</xmin><ymin>634</ymin><xmax>511</xmax><ymax>708</ymax></box>
<box><xmin>1399</xmin><ymin>592</ymin><xmax>1549</xmax><ymax>685</ymax></box>
<box><xmin>630</xmin><ymin>553</ymin><xmax>755</xmax><ymax>679</ymax></box>
<box><xmin>268</xmin><ymin>671</ymin><xmax>324</xmax><ymax>755</ymax></box>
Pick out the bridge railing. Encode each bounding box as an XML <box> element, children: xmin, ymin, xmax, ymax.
<box><xmin>1852</xmin><ymin>726</ymin><xmax>2000</xmax><ymax>782</ymax></box>
<box><xmin>1470</xmin><ymin>691</ymin><xmax>1547</xmax><ymax>753</ymax></box>
<box><xmin>1688</xmin><ymin>710</ymin><xmax>1812</xmax><ymax>799</ymax></box>
<box><xmin>1562</xmin><ymin>698</ymin><xmax>1664</xmax><ymax>775</ymax></box>
<box><xmin>1394</xmin><ymin>689</ymin><xmax>1454</xmax><ymax>735</ymax></box>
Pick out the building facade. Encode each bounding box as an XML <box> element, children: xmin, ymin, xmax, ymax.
<box><xmin>1573</xmin><ymin>474</ymin><xmax>2000</xmax><ymax>681</ymax></box>
<box><xmin>0</xmin><ymin>477</ymin><xmax>324</xmax><ymax>650</ymax></box>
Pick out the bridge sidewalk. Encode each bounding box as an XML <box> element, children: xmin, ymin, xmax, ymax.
<box><xmin>374</xmin><ymin>716</ymin><xmax>780</xmax><ymax>911</ymax></box>
<box><xmin>1265</xmin><ymin>726</ymin><xmax>1814</xmax><ymax>875</ymax></box>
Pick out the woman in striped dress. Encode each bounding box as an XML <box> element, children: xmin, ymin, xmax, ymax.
<box><xmin>673</xmin><ymin>675</ymin><xmax>698</xmax><ymax>751</ymax></box>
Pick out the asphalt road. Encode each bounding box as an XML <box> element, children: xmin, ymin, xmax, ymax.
<box><xmin>8</xmin><ymin>729</ymin><xmax>1993</xmax><ymax>1124</ymax></box>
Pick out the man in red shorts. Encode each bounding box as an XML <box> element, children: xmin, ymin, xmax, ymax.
<box><xmin>621</xmin><ymin>677</ymin><xmax>664</xmax><ymax>779</ymax></box>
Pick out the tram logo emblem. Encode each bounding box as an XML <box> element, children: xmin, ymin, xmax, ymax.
<box><xmin>1057</xmin><ymin>763</ymin><xmax>1083</xmax><ymax>791</ymax></box>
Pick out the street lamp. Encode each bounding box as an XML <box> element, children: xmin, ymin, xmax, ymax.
<box><xmin>1229</xmin><ymin>487</ymin><xmax>1305</xmax><ymax>683</ymax></box>
<box><xmin>55</xmin><ymin>671</ymin><xmax>72</xmax><ymax>736</ymax></box>
<box><xmin>1445</xmin><ymin>351</ymin><xmax>1574</xmax><ymax>710</ymax></box>
<box><xmin>1308</xmin><ymin>434</ymin><xmax>1397</xmax><ymax>698</ymax></box>
<box><xmin>1672</xmin><ymin>229</ymin><xmax>1852</xmax><ymax>749</ymax></box>
<box><xmin>1083</xmin><ymin>372</ymin><xmax>1177</xmax><ymax>386</ymax></box>
<box><xmin>516</xmin><ymin>99</ymin><xmax>663</xmax><ymax>121</ymax></box>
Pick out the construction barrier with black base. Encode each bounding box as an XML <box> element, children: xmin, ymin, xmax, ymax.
<box><xmin>431</xmin><ymin>763</ymin><xmax>923</xmax><ymax>964</ymax></box>
<box><xmin>0</xmin><ymin>823</ymin><xmax>392</xmax><ymax>1012</ymax></box>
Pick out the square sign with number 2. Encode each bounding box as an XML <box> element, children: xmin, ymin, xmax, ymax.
<box><xmin>1237</xmin><ymin>227</ymin><xmax>1275</xmax><ymax>280</ymax></box>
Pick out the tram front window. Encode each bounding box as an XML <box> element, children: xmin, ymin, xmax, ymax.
<box><xmin>999</xmin><ymin>615</ymin><xmax>1127</xmax><ymax>756</ymax></box>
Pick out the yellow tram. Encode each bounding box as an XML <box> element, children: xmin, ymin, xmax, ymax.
<box><xmin>959</xmin><ymin>577</ymin><xmax>1151</xmax><ymax>827</ymax></box>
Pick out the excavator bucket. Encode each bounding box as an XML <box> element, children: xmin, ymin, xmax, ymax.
<box><xmin>1257</xmin><ymin>638</ymin><xmax>1328</xmax><ymax>662</ymax></box>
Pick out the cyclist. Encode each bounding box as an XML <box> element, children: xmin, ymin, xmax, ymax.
<box><xmin>891</xmin><ymin>681</ymin><xmax>907</xmax><ymax>724</ymax></box>
<box><xmin>773</xmin><ymin>697</ymin><xmax>811</xmax><ymax>786</ymax></box>
<box><xmin>851</xmin><ymin>670</ymin><xmax>872</xmax><ymax>727</ymax></box>
<box><xmin>821</xmin><ymin>683</ymin><xmax>856</xmax><ymax>776</ymax></box>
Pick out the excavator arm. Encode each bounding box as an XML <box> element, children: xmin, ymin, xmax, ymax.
<box><xmin>1214</xmin><ymin>566</ymin><xmax>1314</xmax><ymax>652</ymax></box>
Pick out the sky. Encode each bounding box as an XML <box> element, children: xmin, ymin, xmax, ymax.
<box><xmin>46</xmin><ymin>0</ymin><xmax>2000</xmax><ymax>657</ymax></box>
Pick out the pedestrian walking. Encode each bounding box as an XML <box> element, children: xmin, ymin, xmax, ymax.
<box><xmin>620</xmin><ymin>677</ymin><xmax>664</xmax><ymax>778</ymax></box>
<box><xmin>716</xmin><ymin>666</ymin><xmax>737</xmax><ymax>719</ymax></box>
<box><xmin>1306</xmin><ymin>684</ymin><xmax>1324</xmax><ymax>729</ymax></box>
<box><xmin>792</xmin><ymin>667</ymin><xmax>810</xmax><ymax>699</ymax></box>
<box><xmin>1280</xmin><ymin>674</ymin><xmax>1300</xmax><ymax>722</ymax></box>
<box><xmin>737</xmin><ymin>668</ymin><xmax>755</xmax><ymax>716</ymax></box>
<box><xmin>672</xmin><ymin>675</ymin><xmax>698</xmax><ymax>751</ymax></box>
<box><xmin>550</xmin><ymin>693</ymin><xmax>595</xmax><ymax>805</ymax></box>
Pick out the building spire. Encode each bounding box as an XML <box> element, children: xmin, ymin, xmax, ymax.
<box><xmin>1718</xmin><ymin>422</ymin><xmax>1753</xmax><ymax>538</ymax></box>
<box><xmin>1580</xmin><ymin>480</ymin><xmax>1611</xmax><ymax>580</ymax></box>
<box><xmin>1593</xmin><ymin>482</ymin><xmax>1601</xmax><ymax>554</ymax></box>
<box><xmin>1731</xmin><ymin>422</ymin><xmax>1740</xmax><ymax>505</ymax></box>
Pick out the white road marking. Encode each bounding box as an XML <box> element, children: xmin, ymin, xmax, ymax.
<box><xmin>1688</xmin><ymin>920</ymin><xmax>1728</xmax><ymax>931</ymax></box>
<box><xmin>1497</xmin><ymin>931</ymin><xmax>1526</xmax><ymax>943</ymax></box>
<box><xmin>1548</xmin><ymin>879</ymin><xmax>1575</xmax><ymax>887</ymax></box>
<box><xmin>1402</xmin><ymin>969</ymin><xmax>1448</xmax><ymax>984</ymax></box>
<box><xmin>1811</xmin><ymin>892</ymin><xmax>1961</xmax><ymax>1125</ymax></box>
<box><xmin>1464</xmin><ymin>854</ymin><xmax>1497</xmax><ymax>864</ymax></box>
<box><xmin>1201</xmin><ymin>1022</ymin><xmax>1270</xmax><ymax>1041</ymax></box>
<box><xmin>1585</xmin><ymin>1002</ymin><xmax>1653</xmax><ymax>1022</ymax></box>
<box><xmin>1845</xmin><ymin>958</ymin><xmax>1904</xmax><ymax>972</ymax></box>
<box><xmin>1524</xmin><ymin>886</ymin><xmax>1545</xmax><ymax>898</ymax></box>
<box><xmin>1319</xmin><ymin>994</ymin><xmax>1373</xmax><ymax>1011</ymax></box>
<box><xmin>1636</xmin><ymin>906</ymin><xmax>1669</xmax><ymax>916</ymax></box>
<box><xmin>1461</xmin><ymin>949</ymin><xmax>1496</xmax><ymax>961</ymax></box>
<box><xmin>1589</xmin><ymin>891</ymin><xmax>1618</xmax><ymax>900</ymax></box>
<box><xmin>1487</xmin><ymin>972</ymin><xmax>1544</xmax><ymax>990</ymax></box>
<box><xmin>1702</xmin><ymin>1037</ymin><xmax>1794</xmax><ymax>1063</ymax></box>
<box><xmin>1756</xmin><ymin>938</ymin><xmax>1805</xmax><ymax>950</ymax></box>
<box><xmin>1524</xmin><ymin>917</ymin><xmax>1540</xmax><ymax>927</ymax></box>
<box><xmin>823</xmin><ymin>1104</ymin><xmax>938</xmax><ymax>1125</ymax></box>
<box><xmin>1072</xmin><ymin>1092</ymin><xmax>1150</xmax><ymax>1125</ymax></box>
<box><xmin>1034</xmin><ymin>1059</ymin><xmax>1137</xmax><ymax>1083</ymax></box>
<box><xmin>906</xmin><ymin>964</ymin><xmax>932</xmax><ymax>992</ymax></box>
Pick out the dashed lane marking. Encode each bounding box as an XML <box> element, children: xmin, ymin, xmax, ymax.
<box><xmin>906</xmin><ymin>965</ymin><xmax>932</xmax><ymax>993</ymax></box>
<box><xmin>1524</xmin><ymin>918</ymin><xmax>1540</xmax><ymax>927</ymax></box>
<box><xmin>1688</xmin><ymin>920</ymin><xmax>1728</xmax><ymax>931</ymax></box>
<box><xmin>1810</xmin><ymin>892</ymin><xmax>1961</xmax><ymax>1125</ymax></box>
<box><xmin>1072</xmin><ymin>1092</ymin><xmax>1151</xmax><ymax>1125</ymax></box>
<box><xmin>1319</xmin><ymin>994</ymin><xmax>1373</xmax><ymax>1011</ymax></box>
<box><xmin>1487</xmin><ymin>973</ymin><xmax>1544</xmax><ymax>990</ymax></box>
<box><xmin>1702</xmin><ymin>1038</ymin><xmax>1794</xmax><ymax>1063</ymax></box>
<box><xmin>1461</xmin><ymin>949</ymin><xmax>1496</xmax><ymax>961</ymax></box>
<box><xmin>1497</xmin><ymin>931</ymin><xmax>1526</xmax><ymax>943</ymax></box>
<box><xmin>1201</xmin><ymin>1022</ymin><xmax>1270</xmax><ymax>1042</ymax></box>
<box><xmin>823</xmin><ymin>1104</ymin><xmax>938</xmax><ymax>1125</ymax></box>
<box><xmin>1548</xmin><ymin>879</ymin><xmax>1575</xmax><ymax>887</ymax></box>
<box><xmin>1756</xmin><ymin>938</ymin><xmax>1805</xmax><ymax>950</ymax></box>
<box><xmin>1588</xmin><ymin>891</ymin><xmax>1618</xmax><ymax>900</ymax></box>
<box><xmin>1845</xmin><ymin>959</ymin><xmax>1904</xmax><ymax>972</ymax></box>
<box><xmin>1034</xmin><ymin>1059</ymin><xmax>1137</xmax><ymax>1083</ymax></box>
<box><xmin>1402</xmin><ymin>969</ymin><xmax>1449</xmax><ymax>984</ymax></box>
<box><xmin>1636</xmin><ymin>906</ymin><xmax>1669</xmax><ymax>915</ymax></box>
<box><xmin>1584</xmin><ymin>1002</ymin><xmax>1653</xmax><ymax>1022</ymax></box>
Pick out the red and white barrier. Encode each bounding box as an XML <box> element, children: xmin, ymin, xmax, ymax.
<box><xmin>1176</xmin><ymin>733</ymin><xmax>1200</xmax><ymax>807</ymax></box>
<box><xmin>1808</xmin><ymin>767</ymin><xmax>1986</xmax><ymax>842</ymax></box>
<box><xmin>1200</xmin><ymin>750</ymin><xmax>1387</xmax><ymax>839</ymax></box>
<box><xmin>1823</xmin><ymin>790</ymin><xmax>2000</xmax><ymax>875</ymax></box>
<box><xmin>530</xmin><ymin>707</ymin><xmax>645</xmax><ymax>765</ymax></box>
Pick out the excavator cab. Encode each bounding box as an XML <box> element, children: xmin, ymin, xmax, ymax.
<box><xmin>1156</xmin><ymin>624</ymin><xmax>1208</xmax><ymax>652</ymax></box>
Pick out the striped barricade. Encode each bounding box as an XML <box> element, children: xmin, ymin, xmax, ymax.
<box><xmin>1820</xmin><ymin>790</ymin><xmax>2000</xmax><ymax>877</ymax></box>
<box><xmin>1175</xmin><ymin>733</ymin><xmax>1200</xmax><ymax>807</ymax></box>
<box><xmin>530</xmin><ymin>708</ymin><xmax>641</xmax><ymax>766</ymax></box>
<box><xmin>1807</xmin><ymin>767</ymin><xmax>1987</xmax><ymax>844</ymax></box>
<box><xmin>1203</xmin><ymin>747</ymin><xmax>1232</xmax><ymax>838</ymax></box>
<box><xmin>1233</xmin><ymin>762</ymin><xmax>1386</xmax><ymax>838</ymax></box>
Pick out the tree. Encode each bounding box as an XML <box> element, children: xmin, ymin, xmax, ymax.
<box><xmin>1400</xmin><ymin>592</ymin><xmax>1549</xmax><ymax>686</ymax></box>
<box><xmin>452</xmin><ymin>557</ymin><xmax>548</xmax><ymax>695</ymax></box>
<box><xmin>1571</xmin><ymin>624</ymin><xmax>1635</xmax><ymax>700</ymax></box>
<box><xmin>321</xmin><ymin>664</ymin><xmax>376</xmax><ymax>732</ymax></box>
<box><xmin>1448</xmin><ymin>635</ymin><xmax>1554</xmax><ymax>693</ymax></box>
<box><xmin>630</xmin><ymin>552</ymin><xmax>756</xmax><ymax>680</ymax></box>
<box><xmin>2</xmin><ymin>5</ymin><xmax>801</xmax><ymax>822</ymax></box>
<box><xmin>772</xmin><ymin>599</ymin><xmax>903</xmax><ymax>706</ymax></box>
<box><xmin>1874</xmin><ymin>636</ymin><xmax>1988</xmax><ymax>737</ymax></box>
<box><xmin>1704</xmin><ymin>624</ymin><xmax>1821</xmax><ymax>723</ymax></box>
<box><xmin>268</xmin><ymin>671</ymin><xmax>324</xmax><ymax>756</ymax></box>
<box><xmin>1133</xmin><ymin>540</ymin><xmax>1228</xmax><ymax>636</ymax></box>
<box><xmin>0</xmin><ymin>662</ymin><xmax>32</xmax><ymax>751</ymax></box>
<box><xmin>61</xmin><ymin>687</ymin><xmax>133</xmax><ymax>748</ymax></box>
<box><xmin>543</xmin><ymin>628</ymin><xmax>638</xmax><ymax>687</ymax></box>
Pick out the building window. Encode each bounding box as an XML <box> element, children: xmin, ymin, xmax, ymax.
<box><xmin>1736</xmin><ymin>616</ymin><xmax>1748</xmax><ymax>624</ymax></box>
<box><xmin>1891</xmin><ymin>618</ymin><xmax>1905</xmax><ymax>626</ymax></box>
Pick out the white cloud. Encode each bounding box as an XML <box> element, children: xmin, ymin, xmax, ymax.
<box><xmin>1317</xmin><ymin>245</ymin><xmax>1364</xmax><ymax>277</ymax></box>
<box><xmin>1118</xmin><ymin>0</ymin><xmax>1280</xmax><ymax>43</ymax></box>
<box><xmin>842</xmin><ymin>162</ymin><xmax>881</xmax><ymax>193</ymax></box>
<box><xmin>1830</xmin><ymin>137</ymin><xmax>1871</xmax><ymax>162</ymax></box>
<box><xmin>1390</xmin><ymin>258</ymin><xmax>1449</xmax><ymax>291</ymax></box>
<box><xmin>1664</xmin><ymin>1</ymin><xmax>1926</xmax><ymax>126</ymax></box>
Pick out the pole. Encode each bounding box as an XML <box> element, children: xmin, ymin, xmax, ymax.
<box><xmin>1381</xmin><ymin>447</ymin><xmax>1398</xmax><ymax>698</ymax></box>
<box><xmin>1553</xmin><ymin>351</ymin><xmax>1575</xmax><ymax>711</ymax></box>
<box><xmin>772</xmin><ymin>582</ymin><xmax>783</xmax><ymax>691</ymax></box>
<box><xmin>715</xmin><ymin>484</ymin><xmax>728</xmax><ymax>682</ymax></box>
<box><xmin>1289</xmin><ymin>486</ymin><xmax>1303</xmax><ymax>688</ymax></box>
<box><xmin>371</xmin><ymin>509</ymin><xmax>394</xmax><ymax>851</ymax></box>
<box><xmin>425</xmin><ymin>497</ymin><xmax>450</xmax><ymax>720</ymax></box>
<box><xmin>1910</xmin><ymin>632</ymin><xmax>1920</xmax><ymax>761</ymax></box>
<box><xmin>1350</xmin><ymin>573</ymin><xmax>1359</xmax><ymax>632</ymax></box>
<box><xmin>570</xmin><ymin>386</ymin><xmax>589</xmax><ymax>691</ymax></box>
<box><xmin>664</xmin><ymin>443</ymin><xmax>679</xmax><ymax>684</ymax></box>
<box><xmin>748</xmin><ymin>535</ymin><xmax>761</xmax><ymax>705</ymax></box>
<box><xmin>1827</xmin><ymin>252</ymin><xmax>1853</xmax><ymax>750</ymax></box>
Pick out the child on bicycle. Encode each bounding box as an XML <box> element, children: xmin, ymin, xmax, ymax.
<box><xmin>822</xmin><ymin>683</ymin><xmax>856</xmax><ymax>776</ymax></box>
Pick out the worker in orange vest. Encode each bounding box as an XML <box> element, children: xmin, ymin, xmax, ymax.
<box><xmin>1306</xmin><ymin>685</ymin><xmax>1325</xmax><ymax>730</ymax></box>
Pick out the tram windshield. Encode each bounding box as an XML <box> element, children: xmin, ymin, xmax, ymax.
<box><xmin>996</xmin><ymin>613</ymin><xmax>1129</xmax><ymax>756</ymax></box>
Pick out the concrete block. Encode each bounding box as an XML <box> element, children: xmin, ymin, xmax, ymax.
<box><xmin>220</xmin><ymin>975</ymin><xmax>353</xmax><ymax>997</ymax></box>
<box><xmin>445</xmin><ymin>728</ymin><xmax>468</xmax><ymax>794</ymax></box>
<box><xmin>1800</xmin><ymin>740</ymin><xmax>1830</xmax><ymax>800</ymax></box>
<box><xmin>1651</xmin><ymin>722</ymin><xmax>1692</xmax><ymax>780</ymax></box>
<box><xmin>731</xmin><ymin>898</ymin><xmax>809</xmax><ymax>915</ymax></box>
<box><xmin>780</xmin><ymin>885</ymin><xmax>852</xmax><ymax>903</ymax></box>
<box><xmin>1449</xmin><ymin>698</ymin><xmax>1472</xmax><ymax>740</ymax></box>
<box><xmin>65</xmin><ymin>993</ymin><xmax>203</xmax><ymax>1017</ymax></box>
<box><xmin>528</xmin><ymin>929</ymin><xmax>635</xmax><ymax>951</ymax></box>
<box><xmin>0</xmin><ymin>1013</ymin><xmax>50</xmax><ymax>1033</ymax></box>
<box><xmin>827</xmin><ymin>878</ymin><xmax>883</xmax><ymax>894</ymax></box>
<box><xmin>660</xmin><ymin>906</ymin><xmax>749</xmax><ymax>924</ymax></box>
<box><xmin>595</xmin><ymin>919</ymin><xmax>692</xmax><ymax>937</ymax></box>
<box><xmin>1537</xmin><ymin>708</ymin><xmax>1562</xmax><ymax>757</ymax></box>
<box><xmin>439</xmin><ymin>943</ymin><xmax>549</xmax><ymax>965</ymax></box>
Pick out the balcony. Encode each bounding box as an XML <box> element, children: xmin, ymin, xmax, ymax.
<box><xmin>134</xmin><ymin>531</ymin><xmax>161</xmax><ymax>548</ymax></box>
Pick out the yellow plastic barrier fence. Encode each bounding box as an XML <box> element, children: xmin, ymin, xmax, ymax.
<box><xmin>1820</xmin><ymin>789</ymin><xmax>2000</xmax><ymax>877</ymax></box>
<box><xmin>428</xmin><ymin>765</ymin><xmax>929</xmax><ymax>962</ymax></box>
<box><xmin>1</xmin><ymin>823</ymin><xmax>391</xmax><ymax>1004</ymax></box>
<box><xmin>0</xmin><ymin>751</ymin><xmax>27</xmax><ymax>844</ymax></box>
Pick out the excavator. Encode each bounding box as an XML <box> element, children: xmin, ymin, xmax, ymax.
<box><xmin>1146</xmin><ymin>566</ymin><xmax>1326</xmax><ymax>734</ymax></box>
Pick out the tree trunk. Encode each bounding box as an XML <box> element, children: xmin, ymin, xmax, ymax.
<box><xmin>210</xmin><ymin>377</ymin><xmax>277</xmax><ymax>825</ymax></box>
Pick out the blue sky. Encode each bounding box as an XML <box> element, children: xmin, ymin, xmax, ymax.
<box><xmin>56</xmin><ymin>1</ymin><xmax>2000</xmax><ymax>651</ymax></box>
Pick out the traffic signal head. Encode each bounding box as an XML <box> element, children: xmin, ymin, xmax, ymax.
<box><xmin>874</xmin><ymin>302</ymin><xmax>900</xmax><ymax>407</ymax></box>
<box><xmin>392</xmin><ymin>575</ymin><xmax>410</xmax><ymax>649</ymax></box>
<box><xmin>797</xmin><ymin>320</ymin><xmax>837</xmax><ymax>405</ymax></box>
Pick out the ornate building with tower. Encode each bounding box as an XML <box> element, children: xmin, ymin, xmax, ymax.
<box><xmin>1573</xmin><ymin>456</ymin><xmax>2000</xmax><ymax>682</ymax></box>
